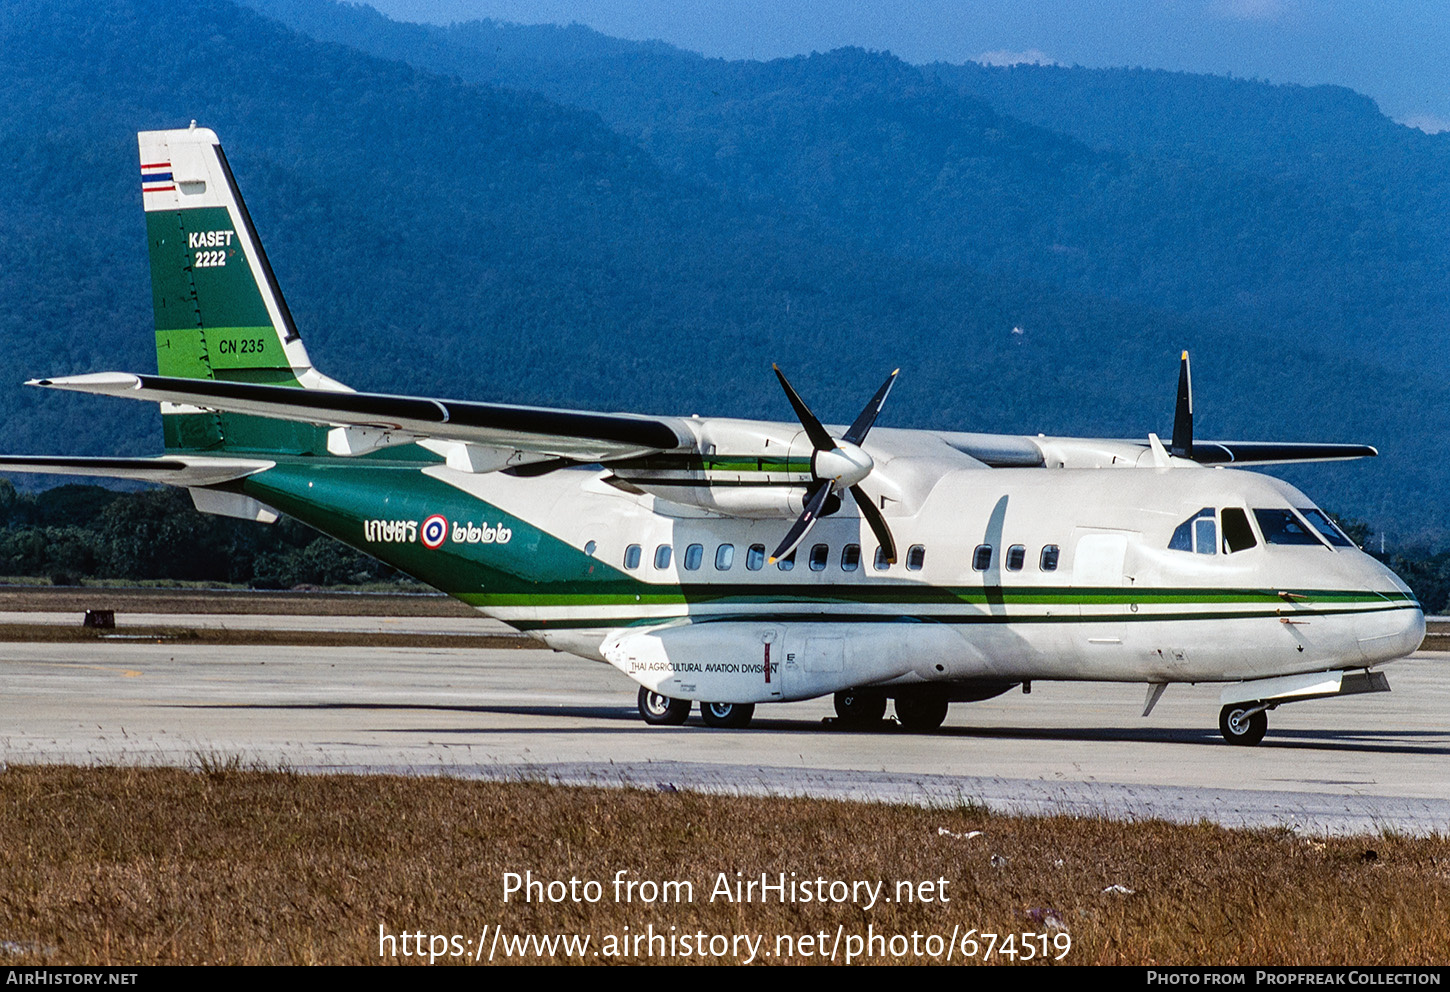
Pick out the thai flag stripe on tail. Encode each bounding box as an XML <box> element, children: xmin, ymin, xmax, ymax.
<box><xmin>141</xmin><ymin>161</ymin><xmax>174</xmax><ymax>193</ymax></box>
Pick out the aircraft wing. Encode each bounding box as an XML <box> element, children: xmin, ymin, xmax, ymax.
<box><xmin>28</xmin><ymin>373</ymin><xmax>690</xmax><ymax>463</ymax></box>
<box><xmin>0</xmin><ymin>454</ymin><xmax>273</xmax><ymax>485</ymax></box>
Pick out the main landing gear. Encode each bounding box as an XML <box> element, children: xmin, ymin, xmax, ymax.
<box><xmin>893</xmin><ymin>692</ymin><xmax>950</xmax><ymax>732</ymax></box>
<box><xmin>833</xmin><ymin>688</ymin><xmax>887</xmax><ymax>727</ymax></box>
<box><xmin>700</xmin><ymin>701</ymin><xmax>755</xmax><ymax>729</ymax></box>
<box><xmin>637</xmin><ymin>687</ymin><xmax>690</xmax><ymax>726</ymax></box>
<box><xmin>637</xmin><ymin>685</ymin><xmax>954</xmax><ymax>733</ymax></box>
<box><xmin>833</xmin><ymin>688</ymin><xmax>948</xmax><ymax>731</ymax></box>
<box><xmin>635</xmin><ymin>689</ymin><xmax>755</xmax><ymax>729</ymax></box>
<box><xmin>1218</xmin><ymin>702</ymin><xmax>1269</xmax><ymax>746</ymax></box>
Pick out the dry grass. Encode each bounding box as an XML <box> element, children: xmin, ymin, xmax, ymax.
<box><xmin>0</xmin><ymin>766</ymin><xmax>1446</xmax><ymax>965</ymax></box>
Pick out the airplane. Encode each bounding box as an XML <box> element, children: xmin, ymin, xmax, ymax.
<box><xmin>0</xmin><ymin>125</ymin><xmax>1425</xmax><ymax>745</ymax></box>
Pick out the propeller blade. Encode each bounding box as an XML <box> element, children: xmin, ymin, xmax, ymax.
<box><xmin>770</xmin><ymin>481</ymin><xmax>833</xmax><ymax>563</ymax></box>
<box><xmin>1170</xmin><ymin>350</ymin><xmax>1193</xmax><ymax>458</ymax></box>
<box><xmin>850</xmin><ymin>485</ymin><xmax>896</xmax><ymax>564</ymax></box>
<box><xmin>772</xmin><ymin>365</ymin><xmax>835</xmax><ymax>452</ymax></box>
<box><xmin>842</xmin><ymin>368</ymin><xmax>899</xmax><ymax>446</ymax></box>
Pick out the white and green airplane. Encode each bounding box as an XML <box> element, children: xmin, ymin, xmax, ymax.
<box><xmin>0</xmin><ymin>125</ymin><xmax>1425</xmax><ymax>745</ymax></box>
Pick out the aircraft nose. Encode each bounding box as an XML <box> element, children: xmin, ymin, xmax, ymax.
<box><xmin>1352</xmin><ymin>556</ymin><xmax>1424</xmax><ymax>663</ymax></box>
<box><xmin>1356</xmin><ymin>599</ymin><xmax>1425</xmax><ymax>664</ymax></box>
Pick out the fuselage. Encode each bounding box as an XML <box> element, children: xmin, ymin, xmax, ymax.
<box><xmin>234</xmin><ymin>445</ymin><xmax>1424</xmax><ymax>705</ymax></box>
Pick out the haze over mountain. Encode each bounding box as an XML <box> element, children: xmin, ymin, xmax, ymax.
<box><xmin>363</xmin><ymin>0</ymin><xmax>1450</xmax><ymax>132</ymax></box>
<box><xmin>2</xmin><ymin>0</ymin><xmax>1448</xmax><ymax>545</ymax></box>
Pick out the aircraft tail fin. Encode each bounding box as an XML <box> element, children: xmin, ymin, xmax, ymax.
<box><xmin>140</xmin><ymin>124</ymin><xmax>348</xmax><ymax>453</ymax></box>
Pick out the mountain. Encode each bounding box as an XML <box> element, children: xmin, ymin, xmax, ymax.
<box><xmin>2</xmin><ymin>0</ymin><xmax>1448</xmax><ymax>545</ymax></box>
<box><xmin>242</xmin><ymin>0</ymin><xmax>1450</xmax><ymax>375</ymax></box>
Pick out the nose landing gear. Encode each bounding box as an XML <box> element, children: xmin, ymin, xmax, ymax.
<box><xmin>1218</xmin><ymin>703</ymin><xmax>1269</xmax><ymax>746</ymax></box>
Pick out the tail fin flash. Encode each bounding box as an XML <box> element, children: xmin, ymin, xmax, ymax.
<box><xmin>140</xmin><ymin>125</ymin><xmax>347</xmax><ymax>451</ymax></box>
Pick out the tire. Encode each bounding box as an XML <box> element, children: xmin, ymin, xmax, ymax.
<box><xmin>1219</xmin><ymin>703</ymin><xmax>1268</xmax><ymax>746</ymax></box>
<box><xmin>894</xmin><ymin>693</ymin><xmax>949</xmax><ymax>732</ymax></box>
<box><xmin>700</xmin><ymin>701</ymin><xmax>755</xmax><ymax>729</ymax></box>
<box><xmin>834</xmin><ymin>688</ymin><xmax>887</xmax><ymax>726</ymax></box>
<box><xmin>638</xmin><ymin>687</ymin><xmax>691</xmax><ymax>726</ymax></box>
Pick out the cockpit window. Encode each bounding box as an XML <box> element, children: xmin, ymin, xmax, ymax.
<box><xmin>1220</xmin><ymin>507</ymin><xmax>1257</xmax><ymax>553</ymax></box>
<box><xmin>1252</xmin><ymin>509</ymin><xmax>1324</xmax><ymax>546</ymax></box>
<box><xmin>1298</xmin><ymin>508</ymin><xmax>1354</xmax><ymax>548</ymax></box>
<box><xmin>1169</xmin><ymin>508</ymin><xmax>1216</xmax><ymax>555</ymax></box>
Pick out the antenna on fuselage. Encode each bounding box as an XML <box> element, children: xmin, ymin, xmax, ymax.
<box><xmin>1170</xmin><ymin>350</ymin><xmax>1194</xmax><ymax>459</ymax></box>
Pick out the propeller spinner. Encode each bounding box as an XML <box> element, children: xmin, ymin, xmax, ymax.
<box><xmin>769</xmin><ymin>365</ymin><xmax>899</xmax><ymax>565</ymax></box>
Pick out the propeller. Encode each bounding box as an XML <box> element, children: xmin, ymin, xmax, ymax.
<box><xmin>768</xmin><ymin>365</ymin><xmax>899</xmax><ymax>565</ymax></box>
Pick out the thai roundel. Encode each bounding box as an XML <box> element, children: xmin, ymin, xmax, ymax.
<box><xmin>420</xmin><ymin>514</ymin><xmax>448</xmax><ymax>549</ymax></box>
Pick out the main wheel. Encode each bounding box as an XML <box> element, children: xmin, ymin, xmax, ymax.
<box><xmin>638</xmin><ymin>687</ymin><xmax>691</xmax><ymax>726</ymax></box>
<box><xmin>834</xmin><ymin>688</ymin><xmax>887</xmax><ymax>726</ymax></box>
<box><xmin>1219</xmin><ymin>703</ymin><xmax>1268</xmax><ymax>746</ymax></box>
<box><xmin>894</xmin><ymin>693</ymin><xmax>949</xmax><ymax>732</ymax></box>
<box><xmin>700</xmin><ymin>701</ymin><xmax>755</xmax><ymax>729</ymax></box>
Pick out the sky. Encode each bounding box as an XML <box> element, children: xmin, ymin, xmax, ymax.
<box><xmin>365</xmin><ymin>0</ymin><xmax>1450</xmax><ymax>131</ymax></box>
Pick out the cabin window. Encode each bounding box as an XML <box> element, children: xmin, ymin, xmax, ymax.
<box><xmin>809</xmin><ymin>544</ymin><xmax>829</xmax><ymax>571</ymax></box>
<box><xmin>777</xmin><ymin>550</ymin><xmax>796</xmax><ymax>571</ymax></box>
<box><xmin>1221</xmin><ymin>508</ymin><xmax>1257</xmax><ymax>553</ymax></box>
<box><xmin>906</xmin><ymin>545</ymin><xmax>926</xmax><ymax>571</ymax></box>
<box><xmin>841</xmin><ymin>544</ymin><xmax>861</xmax><ymax>571</ymax></box>
<box><xmin>683</xmin><ymin>543</ymin><xmax>704</xmax><ymax>570</ymax></box>
<box><xmin>1253</xmin><ymin>509</ymin><xmax>1323</xmax><ymax>546</ymax></box>
<box><xmin>654</xmin><ymin>544</ymin><xmax>672</xmax><ymax>569</ymax></box>
<box><xmin>1298</xmin><ymin>507</ymin><xmax>1354</xmax><ymax>548</ymax></box>
<box><xmin>973</xmin><ymin>545</ymin><xmax>993</xmax><ymax>571</ymax></box>
<box><xmin>584</xmin><ymin>540</ymin><xmax>597</xmax><ymax>557</ymax></box>
<box><xmin>715</xmin><ymin>544</ymin><xmax>735</xmax><ymax>570</ymax></box>
<box><xmin>874</xmin><ymin>546</ymin><xmax>892</xmax><ymax>570</ymax></box>
<box><xmin>746</xmin><ymin>544</ymin><xmax>766</xmax><ymax>570</ymax></box>
<box><xmin>1169</xmin><ymin>508</ymin><xmax>1216</xmax><ymax>554</ymax></box>
<box><xmin>1006</xmin><ymin>545</ymin><xmax>1026</xmax><ymax>571</ymax></box>
<box><xmin>1040</xmin><ymin>545</ymin><xmax>1059</xmax><ymax>571</ymax></box>
<box><xmin>624</xmin><ymin>544</ymin><xmax>642</xmax><ymax>570</ymax></box>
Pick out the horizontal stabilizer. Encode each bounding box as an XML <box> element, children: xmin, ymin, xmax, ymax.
<box><xmin>1188</xmin><ymin>441</ymin><xmax>1377</xmax><ymax>465</ymax></box>
<box><xmin>0</xmin><ymin>454</ymin><xmax>273</xmax><ymax>485</ymax></box>
<box><xmin>28</xmin><ymin>373</ymin><xmax>687</xmax><ymax>463</ymax></box>
<box><xmin>1165</xmin><ymin>352</ymin><xmax>1373</xmax><ymax>466</ymax></box>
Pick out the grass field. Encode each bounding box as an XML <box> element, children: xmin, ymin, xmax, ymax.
<box><xmin>0</xmin><ymin>765</ymin><xmax>1446</xmax><ymax>966</ymax></box>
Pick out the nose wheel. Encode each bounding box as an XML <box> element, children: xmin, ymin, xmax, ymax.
<box><xmin>1218</xmin><ymin>703</ymin><xmax>1268</xmax><ymax>745</ymax></box>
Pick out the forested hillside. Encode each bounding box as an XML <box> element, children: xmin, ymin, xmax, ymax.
<box><xmin>2</xmin><ymin>0</ymin><xmax>1448</xmax><ymax>546</ymax></box>
<box><xmin>244</xmin><ymin>0</ymin><xmax>1450</xmax><ymax>373</ymax></box>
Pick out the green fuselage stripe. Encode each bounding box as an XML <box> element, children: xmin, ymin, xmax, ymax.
<box><xmin>455</xmin><ymin>585</ymin><xmax>1411</xmax><ymax>608</ymax></box>
<box><xmin>502</xmin><ymin>603</ymin><xmax>1418</xmax><ymax>631</ymax></box>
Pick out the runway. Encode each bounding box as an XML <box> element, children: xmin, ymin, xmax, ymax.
<box><xmin>2</xmin><ymin>633</ymin><xmax>1447</xmax><ymax>836</ymax></box>
<box><xmin>0</xmin><ymin>610</ymin><xmax>516</xmax><ymax>637</ymax></box>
